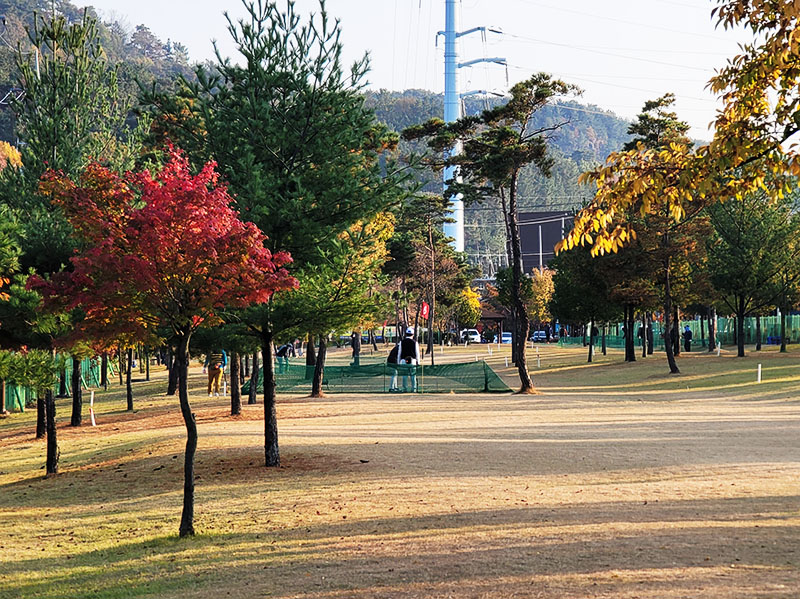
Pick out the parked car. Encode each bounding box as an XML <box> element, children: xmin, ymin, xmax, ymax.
<box><xmin>460</xmin><ymin>328</ymin><xmax>481</xmax><ymax>343</ymax></box>
<box><xmin>530</xmin><ymin>330</ymin><xmax>547</xmax><ymax>343</ymax></box>
<box><xmin>501</xmin><ymin>332</ymin><xmax>513</xmax><ymax>344</ymax></box>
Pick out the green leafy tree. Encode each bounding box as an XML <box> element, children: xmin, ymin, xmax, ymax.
<box><xmin>707</xmin><ymin>190</ymin><xmax>800</xmax><ymax>357</ymax></box>
<box><xmin>404</xmin><ymin>74</ymin><xmax>579</xmax><ymax>392</ymax></box>
<box><xmin>147</xmin><ymin>0</ymin><xmax>413</xmax><ymax>466</ymax></box>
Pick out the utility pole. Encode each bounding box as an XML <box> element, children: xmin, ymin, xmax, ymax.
<box><xmin>440</xmin><ymin>0</ymin><xmax>505</xmax><ymax>253</ymax></box>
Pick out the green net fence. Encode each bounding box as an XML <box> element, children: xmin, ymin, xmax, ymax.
<box><xmin>558</xmin><ymin>314</ymin><xmax>800</xmax><ymax>351</ymax></box>
<box><xmin>242</xmin><ymin>360</ymin><xmax>511</xmax><ymax>394</ymax></box>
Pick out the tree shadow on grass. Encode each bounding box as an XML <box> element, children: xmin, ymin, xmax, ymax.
<box><xmin>2</xmin><ymin>495</ymin><xmax>799</xmax><ymax>599</ymax></box>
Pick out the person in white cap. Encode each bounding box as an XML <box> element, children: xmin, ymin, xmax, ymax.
<box><xmin>399</xmin><ymin>326</ymin><xmax>420</xmax><ymax>392</ymax></box>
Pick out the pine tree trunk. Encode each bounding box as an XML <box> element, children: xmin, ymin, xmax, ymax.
<box><xmin>230</xmin><ymin>351</ymin><xmax>241</xmax><ymax>415</ymax></box>
<box><xmin>312</xmin><ymin>335</ymin><xmax>327</xmax><ymax>398</ymax></box>
<box><xmin>126</xmin><ymin>348</ymin><xmax>133</xmax><ymax>411</ymax></box>
<box><xmin>755</xmin><ymin>315</ymin><xmax>762</xmax><ymax>351</ymax></box>
<box><xmin>70</xmin><ymin>356</ymin><xmax>82</xmax><ymax>426</ymax></box>
<box><xmin>101</xmin><ymin>353</ymin><xmax>108</xmax><ymax>390</ymax></box>
<box><xmin>36</xmin><ymin>394</ymin><xmax>46</xmax><ymax>439</ymax></box>
<box><xmin>176</xmin><ymin>333</ymin><xmax>196</xmax><ymax>537</ymax></box>
<box><xmin>248</xmin><ymin>351</ymin><xmax>258</xmax><ymax>404</ymax></box>
<box><xmin>506</xmin><ymin>179</ymin><xmax>534</xmax><ymax>393</ymax></box>
<box><xmin>305</xmin><ymin>333</ymin><xmax>316</xmax><ymax>366</ymax></box>
<box><xmin>262</xmin><ymin>331</ymin><xmax>279</xmax><ymax>467</ymax></box>
<box><xmin>244</xmin><ymin>354</ymin><xmax>250</xmax><ymax>378</ymax></box>
<box><xmin>45</xmin><ymin>389</ymin><xmax>58</xmax><ymax>476</ymax></box>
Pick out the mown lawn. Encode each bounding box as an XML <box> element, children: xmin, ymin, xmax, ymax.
<box><xmin>1</xmin><ymin>344</ymin><xmax>799</xmax><ymax>598</ymax></box>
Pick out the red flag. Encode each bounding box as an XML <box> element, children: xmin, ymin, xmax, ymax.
<box><xmin>420</xmin><ymin>301</ymin><xmax>430</xmax><ymax>319</ymax></box>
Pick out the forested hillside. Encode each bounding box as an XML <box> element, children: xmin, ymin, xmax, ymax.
<box><xmin>366</xmin><ymin>89</ymin><xmax>633</xmax><ymax>275</ymax></box>
<box><xmin>0</xmin><ymin>0</ymin><xmax>193</xmax><ymax>142</ymax></box>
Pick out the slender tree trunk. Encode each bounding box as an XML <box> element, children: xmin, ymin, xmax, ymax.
<box><xmin>737</xmin><ymin>297</ymin><xmax>746</xmax><ymax>357</ymax></box>
<box><xmin>70</xmin><ymin>356</ymin><xmax>82</xmax><ymax>426</ymax></box>
<box><xmin>370</xmin><ymin>330</ymin><xmax>378</xmax><ymax>351</ymax></box>
<box><xmin>700</xmin><ymin>314</ymin><xmax>706</xmax><ymax>348</ymax></box>
<box><xmin>230</xmin><ymin>351</ymin><xmax>241</xmax><ymax>416</ymax></box>
<box><xmin>506</xmin><ymin>178</ymin><xmax>534</xmax><ymax>392</ymax></box>
<box><xmin>427</xmin><ymin>220</ymin><xmax>436</xmax><ymax>363</ymax></box>
<box><xmin>755</xmin><ymin>315</ymin><xmax>762</xmax><ymax>351</ymax></box>
<box><xmin>780</xmin><ymin>307</ymin><xmax>787</xmax><ymax>352</ymax></box>
<box><xmin>248</xmin><ymin>351</ymin><xmax>258</xmax><ymax>404</ymax></box>
<box><xmin>587</xmin><ymin>318</ymin><xmax>594</xmax><ymax>363</ymax></box>
<box><xmin>647</xmin><ymin>315</ymin><xmax>654</xmax><ymax>355</ymax></box>
<box><xmin>262</xmin><ymin>330</ymin><xmax>279</xmax><ymax>467</ymax></box>
<box><xmin>58</xmin><ymin>366</ymin><xmax>67</xmax><ymax>398</ymax></box>
<box><xmin>312</xmin><ymin>335</ymin><xmax>327</xmax><ymax>398</ymax></box>
<box><xmin>708</xmin><ymin>307</ymin><xmax>717</xmax><ymax>352</ymax></box>
<box><xmin>139</xmin><ymin>345</ymin><xmax>145</xmax><ymax>373</ymax></box>
<box><xmin>244</xmin><ymin>354</ymin><xmax>250</xmax><ymax>378</ymax></box>
<box><xmin>351</xmin><ymin>331</ymin><xmax>361</xmax><ymax>367</ymax></box>
<box><xmin>663</xmin><ymin>252</ymin><xmax>680</xmax><ymax>373</ymax></box>
<box><xmin>641</xmin><ymin>312</ymin><xmax>647</xmax><ymax>358</ymax></box>
<box><xmin>176</xmin><ymin>333</ymin><xmax>196</xmax><ymax>537</ymax></box>
<box><xmin>45</xmin><ymin>389</ymin><xmax>58</xmax><ymax>476</ymax></box>
<box><xmin>145</xmin><ymin>349</ymin><xmax>150</xmax><ymax>381</ymax></box>
<box><xmin>118</xmin><ymin>348</ymin><xmax>124</xmax><ymax>386</ymax></box>
<box><xmin>36</xmin><ymin>394</ymin><xmax>46</xmax><ymax>439</ymax></box>
<box><xmin>101</xmin><ymin>353</ymin><xmax>108</xmax><ymax>390</ymax></box>
<box><xmin>673</xmin><ymin>307</ymin><xmax>681</xmax><ymax>357</ymax></box>
<box><xmin>126</xmin><ymin>348</ymin><xmax>133</xmax><ymax>411</ymax></box>
<box><xmin>305</xmin><ymin>333</ymin><xmax>316</xmax><ymax>366</ymax></box>
<box><xmin>601</xmin><ymin>324</ymin><xmax>607</xmax><ymax>355</ymax></box>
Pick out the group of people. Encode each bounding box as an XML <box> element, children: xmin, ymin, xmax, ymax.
<box><xmin>386</xmin><ymin>326</ymin><xmax>421</xmax><ymax>392</ymax></box>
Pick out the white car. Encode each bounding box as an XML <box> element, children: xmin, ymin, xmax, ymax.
<box><xmin>461</xmin><ymin>329</ymin><xmax>481</xmax><ymax>343</ymax></box>
<box><xmin>501</xmin><ymin>332</ymin><xmax>513</xmax><ymax>344</ymax></box>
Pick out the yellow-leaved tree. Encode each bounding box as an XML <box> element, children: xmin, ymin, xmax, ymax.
<box><xmin>559</xmin><ymin>1</ymin><xmax>800</xmax><ymax>372</ymax></box>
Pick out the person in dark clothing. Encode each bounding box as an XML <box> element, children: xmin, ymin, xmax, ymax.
<box><xmin>275</xmin><ymin>342</ymin><xmax>294</xmax><ymax>373</ymax></box>
<box><xmin>399</xmin><ymin>327</ymin><xmax>420</xmax><ymax>392</ymax></box>
<box><xmin>683</xmin><ymin>325</ymin><xmax>693</xmax><ymax>352</ymax></box>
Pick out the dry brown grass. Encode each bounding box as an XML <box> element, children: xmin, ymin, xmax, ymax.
<box><xmin>1</xmin><ymin>343</ymin><xmax>799</xmax><ymax>598</ymax></box>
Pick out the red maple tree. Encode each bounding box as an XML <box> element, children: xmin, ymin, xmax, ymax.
<box><xmin>32</xmin><ymin>149</ymin><xmax>297</xmax><ymax>536</ymax></box>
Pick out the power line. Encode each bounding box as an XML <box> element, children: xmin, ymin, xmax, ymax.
<box><xmin>502</xmin><ymin>34</ymin><xmax>714</xmax><ymax>73</ymax></box>
<box><xmin>513</xmin><ymin>0</ymin><xmax>734</xmax><ymax>43</ymax></box>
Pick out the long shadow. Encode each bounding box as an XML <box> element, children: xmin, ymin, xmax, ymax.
<box><xmin>2</xmin><ymin>407</ymin><xmax>799</xmax><ymax>509</ymax></box>
<box><xmin>2</xmin><ymin>495</ymin><xmax>799</xmax><ymax>598</ymax></box>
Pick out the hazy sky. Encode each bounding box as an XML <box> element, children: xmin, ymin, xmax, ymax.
<box><xmin>82</xmin><ymin>0</ymin><xmax>751</xmax><ymax>139</ymax></box>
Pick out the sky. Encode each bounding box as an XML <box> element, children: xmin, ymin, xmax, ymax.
<box><xmin>81</xmin><ymin>0</ymin><xmax>752</xmax><ymax>139</ymax></box>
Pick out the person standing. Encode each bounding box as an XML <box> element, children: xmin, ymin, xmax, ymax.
<box><xmin>203</xmin><ymin>349</ymin><xmax>227</xmax><ymax>397</ymax></box>
<box><xmin>399</xmin><ymin>327</ymin><xmax>420</xmax><ymax>392</ymax></box>
<box><xmin>683</xmin><ymin>325</ymin><xmax>693</xmax><ymax>353</ymax></box>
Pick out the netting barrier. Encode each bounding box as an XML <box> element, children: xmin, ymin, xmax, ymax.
<box><xmin>242</xmin><ymin>360</ymin><xmax>511</xmax><ymax>394</ymax></box>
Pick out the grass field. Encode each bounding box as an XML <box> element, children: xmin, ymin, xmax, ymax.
<box><xmin>1</xmin><ymin>342</ymin><xmax>799</xmax><ymax>598</ymax></box>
